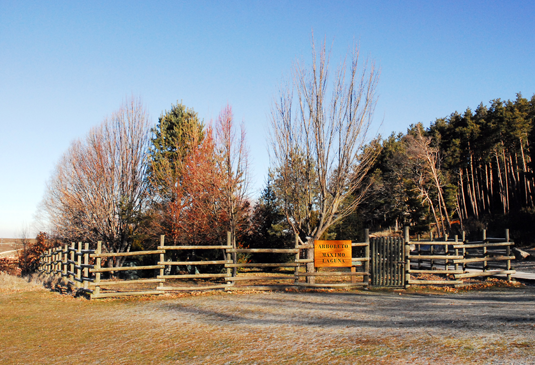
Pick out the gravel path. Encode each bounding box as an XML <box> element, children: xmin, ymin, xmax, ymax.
<box><xmin>122</xmin><ymin>286</ymin><xmax>535</xmax><ymax>364</ymax></box>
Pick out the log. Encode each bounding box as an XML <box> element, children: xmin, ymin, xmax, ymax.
<box><xmin>295</xmin><ymin>258</ymin><xmax>313</xmax><ymax>263</ymax></box>
<box><xmin>454</xmin><ymin>256</ymin><xmax>515</xmax><ymax>264</ymax></box>
<box><xmin>351</xmin><ymin>258</ymin><xmax>370</xmax><ymax>262</ymax></box>
<box><xmin>90</xmin><ymin>278</ymin><xmax>164</xmax><ymax>287</ymax></box>
<box><xmin>157</xmin><ymin>245</ymin><xmax>232</xmax><ymax>250</ymax></box>
<box><xmin>408</xmin><ymin>280</ymin><xmax>463</xmax><ymax>285</ymax></box>
<box><xmin>224</xmin><ymin>276</ymin><xmax>296</xmax><ymax>281</ymax></box>
<box><xmin>296</xmin><ymin>283</ymin><xmax>367</xmax><ymax>288</ymax></box>
<box><xmin>90</xmin><ymin>265</ymin><xmax>164</xmax><ymax>273</ymax></box>
<box><xmin>297</xmin><ymin>272</ymin><xmax>367</xmax><ymax>276</ymax></box>
<box><xmin>225</xmin><ymin>263</ymin><xmax>299</xmax><ymax>268</ymax></box>
<box><xmin>90</xmin><ymin>250</ymin><xmax>165</xmax><ymax>258</ymax></box>
<box><xmin>157</xmin><ymin>273</ymin><xmax>227</xmax><ymax>279</ymax></box>
<box><xmin>454</xmin><ymin>270</ymin><xmax>516</xmax><ymax>279</ymax></box>
<box><xmin>159</xmin><ymin>260</ymin><xmax>229</xmax><ymax>266</ymax></box>
<box><xmin>91</xmin><ymin>291</ymin><xmax>164</xmax><ymax>299</ymax></box>
<box><xmin>226</xmin><ymin>248</ymin><xmax>299</xmax><ymax>253</ymax></box>
<box><xmin>453</xmin><ymin>242</ymin><xmax>512</xmax><ymax>249</ymax></box>
<box><xmin>408</xmin><ymin>255</ymin><xmax>463</xmax><ymax>260</ymax></box>
<box><xmin>513</xmin><ymin>247</ymin><xmax>532</xmax><ymax>260</ymax></box>
<box><xmin>408</xmin><ymin>269</ymin><xmax>464</xmax><ymax>274</ymax></box>
<box><xmin>159</xmin><ymin>285</ymin><xmax>229</xmax><ymax>291</ymax></box>
<box><xmin>226</xmin><ymin>285</ymin><xmax>296</xmax><ymax>291</ymax></box>
<box><xmin>409</xmin><ymin>241</ymin><xmax>453</xmax><ymax>245</ymax></box>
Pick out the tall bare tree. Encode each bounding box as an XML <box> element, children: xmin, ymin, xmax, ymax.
<box><xmin>404</xmin><ymin>126</ymin><xmax>452</xmax><ymax>236</ymax></box>
<box><xmin>269</xmin><ymin>39</ymin><xmax>379</xmax><ymax>277</ymax></box>
<box><xmin>40</xmin><ymin>98</ymin><xmax>151</xmax><ymax>266</ymax></box>
<box><xmin>215</xmin><ymin>105</ymin><xmax>250</xmax><ymax>248</ymax></box>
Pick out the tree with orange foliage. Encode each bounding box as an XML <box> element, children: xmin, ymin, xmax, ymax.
<box><xmin>149</xmin><ymin>103</ymin><xmax>227</xmax><ymax>249</ymax></box>
<box><xmin>149</xmin><ymin>103</ymin><xmax>250</xmax><ymax>259</ymax></box>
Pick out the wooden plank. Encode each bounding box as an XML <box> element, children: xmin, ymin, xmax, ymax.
<box><xmin>454</xmin><ymin>256</ymin><xmax>515</xmax><ymax>264</ymax></box>
<box><xmin>351</xmin><ymin>242</ymin><xmax>368</xmax><ymax>247</ymax></box>
<box><xmin>159</xmin><ymin>260</ymin><xmax>229</xmax><ymax>266</ymax></box>
<box><xmin>226</xmin><ymin>285</ymin><xmax>296</xmax><ymax>291</ymax></box>
<box><xmin>157</xmin><ymin>245</ymin><xmax>232</xmax><ymax>250</ymax></box>
<box><xmin>408</xmin><ymin>255</ymin><xmax>463</xmax><ymax>260</ymax></box>
<box><xmin>297</xmin><ymin>272</ymin><xmax>368</xmax><ymax>276</ymax></box>
<box><xmin>454</xmin><ymin>270</ymin><xmax>516</xmax><ymax>279</ymax></box>
<box><xmin>296</xmin><ymin>283</ymin><xmax>367</xmax><ymax>287</ymax></box>
<box><xmin>90</xmin><ymin>250</ymin><xmax>164</xmax><ymax>258</ymax></box>
<box><xmin>408</xmin><ymin>269</ymin><xmax>464</xmax><ymax>274</ymax></box>
<box><xmin>159</xmin><ymin>285</ymin><xmax>229</xmax><ymax>291</ymax></box>
<box><xmin>90</xmin><ymin>265</ymin><xmax>164</xmax><ymax>273</ymax></box>
<box><xmin>409</xmin><ymin>241</ymin><xmax>453</xmax><ymax>245</ymax></box>
<box><xmin>157</xmin><ymin>273</ymin><xmax>227</xmax><ymax>279</ymax></box>
<box><xmin>453</xmin><ymin>242</ymin><xmax>513</xmax><ymax>249</ymax></box>
<box><xmin>225</xmin><ymin>263</ymin><xmax>299</xmax><ymax>268</ymax></box>
<box><xmin>226</xmin><ymin>248</ymin><xmax>299</xmax><ymax>253</ymax></box>
<box><xmin>225</xmin><ymin>276</ymin><xmax>296</xmax><ymax>281</ymax></box>
<box><xmin>89</xmin><ymin>279</ymin><xmax>165</xmax><ymax>287</ymax></box>
<box><xmin>91</xmin><ymin>291</ymin><xmax>164</xmax><ymax>299</ymax></box>
<box><xmin>295</xmin><ymin>258</ymin><xmax>313</xmax><ymax>263</ymax></box>
<box><xmin>408</xmin><ymin>280</ymin><xmax>463</xmax><ymax>285</ymax></box>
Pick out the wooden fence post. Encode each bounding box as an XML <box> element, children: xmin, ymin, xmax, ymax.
<box><xmin>454</xmin><ymin>235</ymin><xmax>459</xmax><ymax>272</ymax></box>
<box><xmin>63</xmin><ymin>245</ymin><xmax>68</xmax><ymax>283</ymax></box>
<box><xmin>482</xmin><ymin>229</ymin><xmax>488</xmax><ymax>272</ymax></box>
<box><xmin>506</xmin><ymin>229</ymin><xmax>511</xmax><ymax>282</ymax></box>
<box><xmin>93</xmin><ymin>241</ymin><xmax>102</xmax><ymax>298</ymax></box>
<box><xmin>444</xmin><ymin>234</ymin><xmax>449</xmax><ymax>271</ymax></box>
<box><xmin>83</xmin><ymin>243</ymin><xmax>89</xmax><ymax>291</ymax></box>
<box><xmin>76</xmin><ymin>242</ymin><xmax>82</xmax><ymax>291</ymax></box>
<box><xmin>226</xmin><ymin>231</ymin><xmax>233</xmax><ymax>287</ymax></box>
<box><xmin>364</xmin><ymin>229</ymin><xmax>370</xmax><ymax>287</ymax></box>
<box><xmin>404</xmin><ymin>226</ymin><xmax>410</xmax><ymax>288</ymax></box>
<box><xmin>159</xmin><ymin>235</ymin><xmax>165</xmax><ymax>290</ymax></box>
<box><xmin>294</xmin><ymin>235</ymin><xmax>300</xmax><ymax>285</ymax></box>
<box><xmin>70</xmin><ymin>243</ymin><xmax>75</xmax><ymax>288</ymax></box>
<box><xmin>462</xmin><ymin>231</ymin><xmax>466</xmax><ymax>272</ymax></box>
<box><xmin>307</xmin><ymin>237</ymin><xmax>315</xmax><ymax>285</ymax></box>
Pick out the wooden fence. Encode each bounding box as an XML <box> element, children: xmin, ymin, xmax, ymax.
<box><xmin>38</xmin><ymin>232</ymin><xmax>370</xmax><ymax>299</ymax></box>
<box><xmin>37</xmin><ymin>228</ymin><xmax>516</xmax><ymax>297</ymax></box>
<box><xmin>405</xmin><ymin>228</ymin><xmax>516</xmax><ymax>287</ymax></box>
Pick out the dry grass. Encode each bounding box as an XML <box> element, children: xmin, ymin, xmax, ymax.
<box><xmin>1</xmin><ymin>273</ymin><xmax>535</xmax><ymax>364</ymax></box>
<box><xmin>0</xmin><ymin>272</ymin><xmax>43</xmax><ymax>293</ymax></box>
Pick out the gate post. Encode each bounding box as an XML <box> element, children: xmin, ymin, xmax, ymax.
<box><xmin>364</xmin><ymin>229</ymin><xmax>370</xmax><ymax>288</ymax></box>
<box><xmin>306</xmin><ymin>237</ymin><xmax>315</xmax><ymax>284</ymax></box>
<box><xmin>226</xmin><ymin>231</ymin><xmax>234</xmax><ymax>286</ymax></box>
<box><xmin>404</xmin><ymin>226</ymin><xmax>410</xmax><ymax>288</ymax></box>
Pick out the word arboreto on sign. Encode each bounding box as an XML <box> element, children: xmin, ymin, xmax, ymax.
<box><xmin>314</xmin><ymin>240</ymin><xmax>352</xmax><ymax>267</ymax></box>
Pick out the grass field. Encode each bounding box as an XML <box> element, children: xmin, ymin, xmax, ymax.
<box><xmin>1</xmin><ymin>274</ymin><xmax>534</xmax><ymax>364</ymax></box>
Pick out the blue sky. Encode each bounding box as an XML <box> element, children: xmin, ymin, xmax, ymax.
<box><xmin>1</xmin><ymin>1</ymin><xmax>534</xmax><ymax>237</ymax></box>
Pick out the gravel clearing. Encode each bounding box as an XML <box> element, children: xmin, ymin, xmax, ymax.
<box><xmin>114</xmin><ymin>286</ymin><xmax>535</xmax><ymax>364</ymax></box>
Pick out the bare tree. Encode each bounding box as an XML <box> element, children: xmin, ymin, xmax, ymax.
<box><xmin>215</xmin><ymin>105</ymin><xmax>250</xmax><ymax>249</ymax></box>
<box><xmin>269</xmin><ymin>39</ymin><xmax>379</xmax><ymax>277</ymax></box>
<box><xmin>404</xmin><ymin>126</ymin><xmax>452</xmax><ymax>236</ymax></box>
<box><xmin>40</xmin><ymin>98</ymin><xmax>151</xmax><ymax>266</ymax></box>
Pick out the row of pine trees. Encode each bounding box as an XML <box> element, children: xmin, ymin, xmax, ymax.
<box><xmin>341</xmin><ymin>93</ymin><xmax>535</xmax><ymax>244</ymax></box>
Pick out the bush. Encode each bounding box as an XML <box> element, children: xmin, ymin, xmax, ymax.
<box><xmin>0</xmin><ymin>258</ymin><xmax>20</xmax><ymax>276</ymax></box>
<box><xmin>18</xmin><ymin>232</ymin><xmax>53</xmax><ymax>275</ymax></box>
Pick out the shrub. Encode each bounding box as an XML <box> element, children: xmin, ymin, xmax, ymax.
<box><xmin>18</xmin><ymin>232</ymin><xmax>53</xmax><ymax>275</ymax></box>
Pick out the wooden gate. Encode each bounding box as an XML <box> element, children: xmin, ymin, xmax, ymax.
<box><xmin>370</xmin><ymin>237</ymin><xmax>405</xmax><ymax>287</ymax></box>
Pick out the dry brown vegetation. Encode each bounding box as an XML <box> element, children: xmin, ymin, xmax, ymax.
<box><xmin>1</xmin><ymin>274</ymin><xmax>534</xmax><ymax>364</ymax></box>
